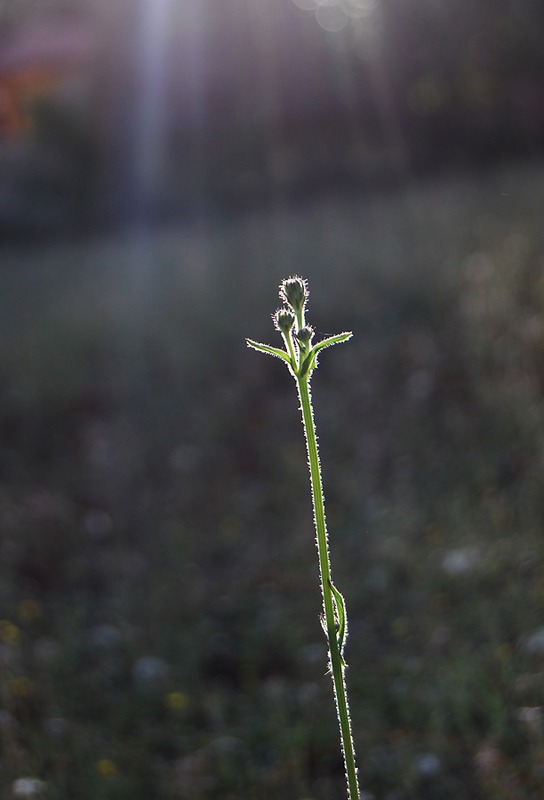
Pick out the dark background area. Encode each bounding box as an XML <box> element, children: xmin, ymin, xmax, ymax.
<box><xmin>0</xmin><ymin>0</ymin><xmax>543</xmax><ymax>238</ymax></box>
<box><xmin>1</xmin><ymin>1</ymin><xmax>544</xmax><ymax>799</ymax></box>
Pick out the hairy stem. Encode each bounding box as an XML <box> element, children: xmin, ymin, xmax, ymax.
<box><xmin>297</xmin><ymin>377</ymin><xmax>360</xmax><ymax>800</ymax></box>
<box><xmin>247</xmin><ymin>276</ymin><xmax>358</xmax><ymax>798</ymax></box>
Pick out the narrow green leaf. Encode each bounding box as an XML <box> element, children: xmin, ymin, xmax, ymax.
<box><xmin>313</xmin><ymin>331</ymin><xmax>353</xmax><ymax>353</ymax></box>
<box><xmin>245</xmin><ymin>339</ymin><xmax>292</xmax><ymax>364</ymax></box>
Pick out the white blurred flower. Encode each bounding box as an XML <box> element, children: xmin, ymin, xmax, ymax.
<box><xmin>441</xmin><ymin>547</ymin><xmax>481</xmax><ymax>576</ymax></box>
<box><xmin>414</xmin><ymin>752</ymin><xmax>442</xmax><ymax>778</ymax></box>
<box><xmin>517</xmin><ymin>706</ymin><xmax>543</xmax><ymax>729</ymax></box>
<box><xmin>132</xmin><ymin>656</ymin><xmax>169</xmax><ymax>689</ymax></box>
<box><xmin>87</xmin><ymin>624</ymin><xmax>122</xmax><ymax>650</ymax></box>
<box><xmin>11</xmin><ymin>778</ymin><xmax>46</xmax><ymax>798</ymax></box>
<box><xmin>518</xmin><ymin>627</ymin><xmax>544</xmax><ymax>657</ymax></box>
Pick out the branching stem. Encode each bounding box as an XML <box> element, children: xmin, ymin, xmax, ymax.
<box><xmin>246</xmin><ymin>276</ymin><xmax>360</xmax><ymax>800</ymax></box>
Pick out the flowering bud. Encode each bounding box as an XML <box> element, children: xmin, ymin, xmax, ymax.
<box><xmin>273</xmin><ymin>307</ymin><xmax>296</xmax><ymax>334</ymax></box>
<box><xmin>295</xmin><ymin>325</ymin><xmax>314</xmax><ymax>348</ymax></box>
<box><xmin>279</xmin><ymin>276</ymin><xmax>308</xmax><ymax>314</ymax></box>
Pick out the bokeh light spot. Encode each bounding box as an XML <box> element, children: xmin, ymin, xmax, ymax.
<box><xmin>345</xmin><ymin>0</ymin><xmax>378</xmax><ymax>17</ymax></box>
<box><xmin>292</xmin><ymin>0</ymin><xmax>319</xmax><ymax>9</ymax></box>
<box><xmin>316</xmin><ymin>3</ymin><xmax>349</xmax><ymax>32</ymax></box>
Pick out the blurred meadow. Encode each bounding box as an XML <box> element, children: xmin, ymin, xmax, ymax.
<box><xmin>1</xmin><ymin>1</ymin><xmax>544</xmax><ymax>799</ymax></box>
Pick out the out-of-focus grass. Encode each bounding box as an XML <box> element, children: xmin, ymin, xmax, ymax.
<box><xmin>1</xmin><ymin>160</ymin><xmax>544</xmax><ymax>799</ymax></box>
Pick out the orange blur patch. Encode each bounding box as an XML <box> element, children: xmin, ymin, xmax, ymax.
<box><xmin>0</xmin><ymin>65</ymin><xmax>60</xmax><ymax>137</ymax></box>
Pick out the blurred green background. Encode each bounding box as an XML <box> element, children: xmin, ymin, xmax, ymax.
<box><xmin>1</xmin><ymin>1</ymin><xmax>544</xmax><ymax>799</ymax></box>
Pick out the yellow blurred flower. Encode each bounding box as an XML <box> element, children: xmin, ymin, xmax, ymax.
<box><xmin>9</xmin><ymin>677</ymin><xmax>34</xmax><ymax>700</ymax></box>
<box><xmin>165</xmin><ymin>691</ymin><xmax>189</xmax><ymax>712</ymax></box>
<box><xmin>0</xmin><ymin>620</ymin><xmax>20</xmax><ymax>644</ymax></box>
<box><xmin>96</xmin><ymin>759</ymin><xmax>118</xmax><ymax>778</ymax></box>
<box><xmin>18</xmin><ymin>599</ymin><xmax>42</xmax><ymax>622</ymax></box>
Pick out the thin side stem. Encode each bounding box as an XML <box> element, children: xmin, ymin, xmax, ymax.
<box><xmin>297</xmin><ymin>377</ymin><xmax>360</xmax><ymax>800</ymax></box>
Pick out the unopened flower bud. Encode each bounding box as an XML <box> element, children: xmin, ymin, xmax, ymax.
<box><xmin>273</xmin><ymin>308</ymin><xmax>296</xmax><ymax>334</ymax></box>
<box><xmin>279</xmin><ymin>276</ymin><xmax>308</xmax><ymax>314</ymax></box>
<box><xmin>296</xmin><ymin>325</ymin><xmax>314</xmax><ymax>348</ymax></box>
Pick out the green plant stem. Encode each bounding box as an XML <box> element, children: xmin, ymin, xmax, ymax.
<box><xmin>296</xmin><ymin>376</ymin><xmax>360</xmax><ymax>800</ymax></box>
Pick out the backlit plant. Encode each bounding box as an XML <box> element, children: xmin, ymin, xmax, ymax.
<box><xmin>247</xmin><ymin>276</ymin><xmax>360</xmax><ymax>800</ymax></box>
